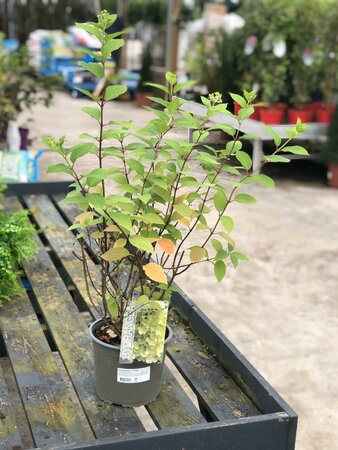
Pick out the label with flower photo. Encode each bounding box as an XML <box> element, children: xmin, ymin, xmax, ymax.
<box><xmin>119</xmin><ymin>299</ymin><xmax>169</xmax><ymax>365</ymax></box>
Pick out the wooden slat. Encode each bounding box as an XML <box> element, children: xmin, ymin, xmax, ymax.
<box><xmin>4</xmin><ymin>196</ymin><xmax>145</xmax><ymax>438</ymax></box>
<box><xmin>0</xmin><ymin>363</ymin><xmax>22</xmax><ymax>450</ymax></box>
<box><xmin>167</xmin><ymin>310</ymin><xmax>261</xmax><ymax>421</ymax></box>
<box><xmin>24</xmin><ymin>194</ymin><xmax>100</xmax><ymax>312</ymax></box>
<box><xmin>0</xmin><ymin>293</ymin><xmax>92</xmax><ymax>448</ymax></box>
<box><xmin>146</xmin><ymin>366</ymin><xmax>206</xmax><ymax>429</ymax></box>
<box><xmin>52</xmin><ymin>194</ymin><xmax>81</xmax><ymax>224</ymax></box>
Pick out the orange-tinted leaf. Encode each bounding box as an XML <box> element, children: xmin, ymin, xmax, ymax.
<box><xmin>143</xmin><ymin>262</ymin><xmax>167</xmax><ymax>284</ymax></box>
<box><xmin>158</xmin><ymin>238</ymin><xmax>175</xmax><ymax>254</ymax></box>
<box><xmin>189</xmin><ymin>246</ymin><xmax>207</xmax><ymax>263</ymax></box>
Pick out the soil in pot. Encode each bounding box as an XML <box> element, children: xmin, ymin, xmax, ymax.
<box><xmin>89</xmin><ymin>318</ymin><xmax>172</xmax><ymax>406</ymax></box>
<box><xmin>327</xmin><ymin>163</ymin><xmax>338</xmax><ymax>188</ymax></box>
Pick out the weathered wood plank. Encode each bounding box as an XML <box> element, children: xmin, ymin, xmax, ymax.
<box><xmin>0</xmin><ymin>293</ymin><xmax>93</xmax><ymax>448</ymax></box>
<box><xmin>0</xmin><ymin>362</ymin><xmax>22</xmax><ymax>450</ymax></box>
<box><xmin>23</xmin><ymin>194</ymin><xmax>100</xmax><ymax>314</ymax></box>
<box><xmin>167</xmin><ymin>310</ymin><xmax>260</xmax><ymax>421</ymax></box>
<box><xmin>51</xmin><ymin>194</ymin><xmax>81</xmax><ymax>224</ymax></box>
<box><xmin>146</xmin><ymin>365</ymin><xmax>206</xmax><ymax>429</ymax></box>
<box><xmin>4</xmin><ymin>196</ymin><xmax>145</xmax><ymax>439</ymax></box>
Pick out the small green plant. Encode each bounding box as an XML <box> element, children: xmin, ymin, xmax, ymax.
<box><xmin>321</xmin><ymin>105</ymin><xmax>338</xmax><ymax>163</ymax></box>
<box><xmin>0</xmin><ymin>197</ymin><xmax>39</xmax><ymax>304</ymax></box>
<box><xmin>137</xmin><ymin>45</ymin><xmax>154</xmax><ymax>93</ymax></box>
<box><xmin>0</xmin><ymin>37</ymin><xmax>59</xmax><ymax>136</ymax></box>
<box><xmin>46</xmin><ymin>11</ymin><xmax>308</xmax><ymax>364</ymax></box>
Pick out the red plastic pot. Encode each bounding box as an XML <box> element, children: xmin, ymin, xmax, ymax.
<box><xmin>327</xmin><ymin>163</ymin><xmax>338</xmax><ymax>188</ymax></box>
<box><xmin>259</xmin><ymin>107</ymin><xmax>285</xmax><ymax>125</ymax></box>
<box><xmin>288</xmin><ymin>108</ymin><xmax>313</xmax><ymax>124</ymax></box>
<box><xmin>315</xmin><ymin>104</ymin><xmax>335</xmax><ymax>123</ymax></box>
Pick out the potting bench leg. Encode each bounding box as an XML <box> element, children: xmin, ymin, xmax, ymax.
<box><xmin>252</xmin><ymin>139</ymin><xmax>263</xmax><ymax>173</ymax></box>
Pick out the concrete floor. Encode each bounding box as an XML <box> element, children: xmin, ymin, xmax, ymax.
<box><xmin>20</xmin><ymin>92</ymin><xmax>338</xmax><ymax>450</ymax></box>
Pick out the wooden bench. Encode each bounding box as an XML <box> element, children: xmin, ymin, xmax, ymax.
<box><xmin>1</xmin><ymin>182</ymin><xmax>297</xmax><ymax>450</ymax></box>
<box><xmin>180</xmin><ymin>100</ymin><xmax>328</xmax><ymax>172</ymax></box>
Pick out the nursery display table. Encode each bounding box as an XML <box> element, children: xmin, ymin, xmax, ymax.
<box><xmin>1</xmin><ymin>182</ymin><xmax>297</xmax><ymax>450</ymax></box>
<box><xmin>181</xmin><ymin>100</ymin><xmax>328</xmax><ymax>172</ymax></box>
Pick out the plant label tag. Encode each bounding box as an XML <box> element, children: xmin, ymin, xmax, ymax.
<box><xmin>117</xmin><ymin>366</ymin><xmax>151</xmax><ymax>384</ymax></box>
<box><xmin>119</xmin><ymin>304</ymin><xmax>137</xmax><ymax>364</ymax></box>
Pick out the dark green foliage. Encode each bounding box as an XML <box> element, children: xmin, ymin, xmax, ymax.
<box><xmin>321</xmin><ymin>106</ymin><xmax>338</xmax><ymax>163</ymax></box>
<box><xmin>0</xmin><ymin>207</ymin><xmax>39</xmax><ymax>304</ymax></box>
<box><xmin>137</xmin><ymin>45</ymin><xmax>154</xmax><ymax>92</ymax></box>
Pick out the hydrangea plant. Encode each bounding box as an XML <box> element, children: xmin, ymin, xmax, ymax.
<box><xmin>46</xmin><ymin>11</ymin><xmax>308</xmax><ymax>364</ymax></box>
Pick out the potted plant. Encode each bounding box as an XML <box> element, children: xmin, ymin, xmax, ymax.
<box><xmin>0</xmin><ymin>184</ymin><xmax>39</xmax><ymax>305</ymax></box>
<box><xmin>45</xmin><ymin>11</ymin><xmax>308</xmax><ymax>407</ymax></box>
<box><xmin>0</xmin><ymin>35</ymin><xmax>58</xmax><ymax>148</ymax></box>
<box><xmin>320</xmin><ymin>104</ymin><xmax>338</xmax><ymax>187</ymax></box>
<box><xmin>135</xmin><ymin>44</ymin><xmax>154</xmax><ymax>107</ymax></box>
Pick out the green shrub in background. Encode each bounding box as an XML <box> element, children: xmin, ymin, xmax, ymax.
<box><xmin>321</xmin><ymin>105</ymin><xmax>338</xmax><ymax>163</ymax></box>
<box><xmin>0</xmin><ymin>188</ymin><xmax>39</xmax><ymax>304</ymax></box>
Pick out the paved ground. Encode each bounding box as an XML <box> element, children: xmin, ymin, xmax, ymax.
<box><xmin>20</xmin><ymin>92</ymin><xmax>338</xmax><ymax>450</ymax></box>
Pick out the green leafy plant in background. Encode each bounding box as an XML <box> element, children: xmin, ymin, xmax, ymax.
<box><xmin>136</xmin><ymin>45</ymin><xmax>154</xmax><ymax>93</ymax></box>
<box><xmin>46</xmin><ymin>11</ymin><xmax>308</xmax><ymax>364</ymax></box>
<box><xmin>321</xmin><ymin>105</ymin><xmax>338</xmax><ymax>163</ymax></box>
<box><xmin>0</xmin><ymin>189</ymin><xmax>39</xmax><ymax>304</ymax></box>
<box><xmin>0</xmin><ymin>35</ymin><xmax>59</xmax><ymax>137</ymax></box>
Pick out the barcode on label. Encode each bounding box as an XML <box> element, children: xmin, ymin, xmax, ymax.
<box><xmin>117</xmin><ymin>367</ymin><xmax>150</xmax><ymax>384</ymax></box>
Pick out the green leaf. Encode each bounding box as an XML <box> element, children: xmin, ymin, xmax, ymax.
<box><xmin>280</xmin><ymin>145</ymin><xmax>309</xmax><ymax>156</ymax></box>
<box><xmin>209</xmin><ymin>124</ymin><xmax>236</xmax><ymax>136</ymax></box>
<box><xmin>101</xmin><ymin>247</ymin><xmax>130</xmax><ymax>261</ymax></box>
<box><xmin>214</xmin><ymin>260</ymin><xmax>226</xmax><ymax>282</ymax></box>
<box><xmin>173</xmin><ymin>80</ymin><xmax>196</xmax><ymax>94</ymax></box>
<box><xmin>47</xmin><ymin>163</ymin><xmax>71</xmax><ymax>174</ymax></box>
<box><xmin>126</xmin><ymin>158</ymin><xmax>144</xmax><ymax>176</ymax></box>
<box><xmin>234</xmin><ymin>193</ymin><xmax>257</xmax><ymax>204</ymax></box>
<box><xmin>238</xmin><ymin>106</ymin><xmax>255</xmax><ymax>122</ymax></box>
<box><xmin>236</xmin><ymin>151</ymin><xmax>252</xmax><ymax>170</ymax></box>
<box><xmin>142</xmin><ymin>213</ymin><xmax>164</xmax><ymax>225</ymax></box>
<box><xmin>174</xmin><ymin>203</ymin><xmax>192</xmax><ymax>217</ymax></box>
<box><xmin>263</xmin><ymin>155</ymin><xmax>290</xmax><ymax>163</ymax></box>
<box><xmin>225</xmin><ymin>140</ymin><xmax>242</xmax><ymax>154</ymax></box>
<box><xmin>145</xmin><ymin>82</ymin><xmax>169</xmax><ymax>94</ymax></box>
<box><xmin>78</xmin><ymin>61</ymin><xmax>104</xmax><ymax>79</ymax></box>
<box><xmin>213</xmin><ymin>191</ymin><xmax>227</xmax><ymax>212</ymax></box>
<box><xmin>165</xmin><ymin>72</ymin><xmax>177</xmax><ymax>85</ymax></box>
<box><xmin>242</xmin><ymin>174</ymin><xmax>275</xmax><ymax>188</ymax></box>
<box><xmin>70</xmin><ymin>143</ymin><xmax>98</xmax><ymax>162</ymax></box>
<box><xmin>75</xmin><ymin>87</ymin><xmax>98</xmax><ymax>101</ymax></box>
<box><xmin>147</xmin><ymin>97</ymin><xmax>169</xmax><ymax>108</ymax></box>
<box><xmin>211</xmin><ymin>239</ymin><xmax>223</xmax><ymax>252</ymax></box>
<box><xmin>102</xmin><ymin>39</ymin><xmax>124</xmax><ymax>58</ymax></box>
<box><xmin>130</xmin><ymin>236</ymin><xmax>154</xmax><ymax>253</ymax></box>
<box><xmin>113</xmin><ymin>212</ymin><xmax>133</xmax><ymax>232</ymax></box>
<box><xmin>104</xmin><ymin>85</ymin><xmax>127</xmax><ymax>101</ymax></box>
<box><xmin>230</xmin><ymin>93</ymin><xmax>246</xmax><ymax>108</ymax></box>
<box><xmin>265</xmin><ymin>126</ymin><xmax>281</xmax><ymax>146</ymax></box>
<box><xmin>81</xmin><ymin>106</ymin><xmax>101</xmax><ymax>121</ymax></box>
<box><xmin>220</xmin><ymin>216</ymin><xmax>234</xmax><ymax>233</ymax></box>
<box><xmin>107</xmin><ymin>297</ymin><xmax>118</xmax><ymax>318</ymax></box>
<box><xmin>75</xmin><ymin>22</ymin><xmax>104</xmax><ymax>41</ymax></box>
<box><xmin>86</xmin><ymin>193</ymin><xmax>105</xmax><ymax>210</ymax></box>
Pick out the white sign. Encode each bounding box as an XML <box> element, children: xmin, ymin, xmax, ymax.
<box><xmin>117</xmin><ymin>366</ymin><xmax>151</xmax><ymax>384</ymax></box>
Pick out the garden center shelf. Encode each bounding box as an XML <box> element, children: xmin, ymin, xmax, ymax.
<box><xmin>0</xmin><ymin>182</ymin><xmax>296</xmax><ymax>450</ymax></box>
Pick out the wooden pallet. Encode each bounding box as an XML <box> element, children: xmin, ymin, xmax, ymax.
<box><xmin>0</xmin><ymin>182</ymin><xmax>297</xmax><ymax>450</ymax></box>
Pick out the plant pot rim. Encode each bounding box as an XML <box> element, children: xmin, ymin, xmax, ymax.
<box><xmin>89</xmin><ymin>317</ymin><xmax>173</xmax><ymax>350</ymax></box>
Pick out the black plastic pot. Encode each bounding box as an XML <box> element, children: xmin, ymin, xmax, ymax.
<box><xmin>89</xmin><ymin>318</ymin><xmax>172</xmax><ymax>406</ymax></box>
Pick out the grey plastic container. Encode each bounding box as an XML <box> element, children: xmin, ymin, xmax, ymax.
<box><xmin>89</xmin><ymin>318</ymin><xmax>173</xmax><ymax>406</ymax></box>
